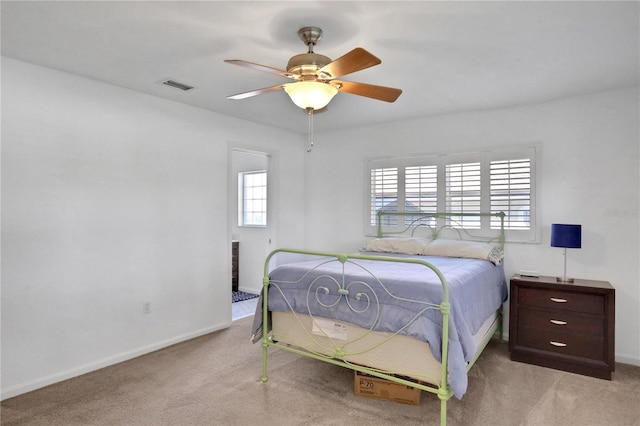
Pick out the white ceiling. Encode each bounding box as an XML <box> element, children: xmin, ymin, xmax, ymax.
<box><xmin>2</xmin><ymin>1</ymin><xmax>638</xmax><ymax>134</ymax></box>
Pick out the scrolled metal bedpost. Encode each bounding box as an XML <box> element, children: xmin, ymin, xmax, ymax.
<box><xmin>438</xmin><ymin>274</ymin><xmax>453</xmax><ymax>426</ymax></box>
<box><xmin>497</xmin><ymin>211</ymin><xmax>506</xmax><ymax>249</ymax></box>
<box><xmin>376</xmin><ymin>210</ymin><xmax>384</xmax><ymax>238</ymax></box>
<box><xmin>261</xmin><ymin>275</ymin><xmax>269</xmax><ymax>383</ymax></box>
<box><xmin>261</xmin><ymin>249</ymin><xmax>281</xmax><ymax>383</ymax></box>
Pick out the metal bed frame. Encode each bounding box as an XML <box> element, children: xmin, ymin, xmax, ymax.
<box><xmin>259</xmin><ymin>211</ymin><xmax>506</xmax><ymax>426</ymax></box>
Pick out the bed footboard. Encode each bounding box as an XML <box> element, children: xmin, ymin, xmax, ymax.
<box><xmin>259</xmin><ymin>248</ymin><xmax>454</xmax><ymax>426</ymax></box>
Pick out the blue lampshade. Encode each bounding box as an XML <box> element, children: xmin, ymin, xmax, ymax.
<box><xmin>550</xmin><ymin>224</ymin><xmax>582</xmax><ymax>249</ymax></box>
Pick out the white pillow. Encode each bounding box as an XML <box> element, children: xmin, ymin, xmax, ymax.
<box><xmin>421</xmin><ymin>239</ymin><xmax>504</xmax><ymax>265</ymax></box>
<box><xmin>364</xmin><ymin>237</ymin><xmax>431</xmax><ymax>255</ymax></box>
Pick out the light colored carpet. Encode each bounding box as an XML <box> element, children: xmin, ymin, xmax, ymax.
<box><xmin>2</xmin><ymin>316</ymin><xmax>639</xmax><ymax>426</ymax></box>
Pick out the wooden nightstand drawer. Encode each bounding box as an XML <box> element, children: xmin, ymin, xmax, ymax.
<box><xmin>518</xmin><ymin>306</ymin><xmax>604</xmax><ymax>336</ymax></box>
<box><xmin>517</xmin><ymin>326</ymin><xmax>604</xmax><ymax>360</ymax></box>
<box><xmin>518</xmin><ymin>286</ymin><xmax>604</xmax><ymax>315</ymax></box>
<box><xmin>509</xmin><ymin>275</ymin><xmax>615</xmax><ymax>379</ymax></box>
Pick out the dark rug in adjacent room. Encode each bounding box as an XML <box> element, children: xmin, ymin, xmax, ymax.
<box><xmin>232</xmin><ymin>291</ymin><xmax>259</xmax><ymax>303</ymax></box>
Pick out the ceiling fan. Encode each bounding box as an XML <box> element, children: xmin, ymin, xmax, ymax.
<box><xmin>225</xmin><ymin>26</ymin><xmax>402</xmax><ymax>112</ymax></box>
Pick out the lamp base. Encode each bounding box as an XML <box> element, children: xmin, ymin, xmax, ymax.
<box><xmin>556</xmin><ymin>276</ymin><xmax>575</xmax><ymax>283</ymax></box>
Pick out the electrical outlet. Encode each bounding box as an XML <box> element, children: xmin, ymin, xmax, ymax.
<box><xmin>142</xmin><ymin>301</ymin><xmax>151</xmax><ymax>314</ymax></box>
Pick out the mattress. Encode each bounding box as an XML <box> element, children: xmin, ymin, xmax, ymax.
<box><xmin>271</xmin><ymin>309</ymin><xmax>500</xmax><ymax>388</ymax></box>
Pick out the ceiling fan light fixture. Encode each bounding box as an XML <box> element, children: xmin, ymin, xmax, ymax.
<box><xmin>283</xmin><ymin>81</ymin><xmax>338</xmax><ymax>110</ymax></box>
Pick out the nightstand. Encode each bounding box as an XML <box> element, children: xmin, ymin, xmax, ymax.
<box><xmin>509</xmin><ymin>275</ymin><xmax>615</xmax><ymax>379</ymax></box>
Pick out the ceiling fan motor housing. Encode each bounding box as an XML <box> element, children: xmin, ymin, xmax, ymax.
<box><xmin>286</xmin><ymin>26</ymin><xmax>332</xmax><ymax>81</ymax></box>
<box><xmin>286</xmin><ymin>53</ymin><xmax>332</xmax><ymax>80</ymax></box>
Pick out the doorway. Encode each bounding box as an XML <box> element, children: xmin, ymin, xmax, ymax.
<box><xmin>229</xmin><ymin>148</ymin><xmax>272</xmax><ymax>320</ymax></box>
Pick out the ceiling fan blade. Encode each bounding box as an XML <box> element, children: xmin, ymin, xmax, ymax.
<box><xmin>227</xmin><ymin>84</ymin><xmax>284</xmax><ymax>100</ymax></box>
<box><xmin>333</xmin><ymin>80</ymin><xmax>402</xmax><ymax>103</ymax></box>
<box><xmin>318</xmin><ymin>48</ymin><xmax>381</xmax><ymax>79</ymax></box>
<box><xmin>224</xmin><ymin>59</ymin><xmax>296</xmax><ymax>79</ymax></box>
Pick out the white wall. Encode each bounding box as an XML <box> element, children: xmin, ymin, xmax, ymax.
<box><xmin>1</xmin><ymin>58</ymin><xmax>306</xmax><ymax>399</ymax></box>
<box><xmin>304</xmin><ymin>88</ymin><xmax>640</xmax><ymax>366</ymax></box>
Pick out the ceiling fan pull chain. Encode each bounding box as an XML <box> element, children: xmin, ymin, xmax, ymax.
<box><xmin>307</xmin><ymin>107</ymin><xmax>314</xmax><ymax>152</ymax></box>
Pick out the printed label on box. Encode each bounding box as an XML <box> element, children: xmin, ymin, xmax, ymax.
<box><xmin>311</xmin><ymin>317</ymin><xmax>348</xmax><ymax>341</ymax></box>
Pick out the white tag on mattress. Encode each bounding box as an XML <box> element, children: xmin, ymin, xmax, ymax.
<box><xmin>311</xmin><ymin>317</ymin><xmax>348</xmax><ymax>341</ymax></box>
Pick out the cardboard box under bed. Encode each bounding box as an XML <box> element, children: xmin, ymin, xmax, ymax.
<box><xmin>354</xmin><ymin>371</ymin><xmax>421</xmax><ymax>405</ymax></box>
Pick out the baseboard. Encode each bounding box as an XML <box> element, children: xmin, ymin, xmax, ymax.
<box><xmin>615</xmin><ymin>353</ymin><xmax>640</xmax><ymax>367</ymax></box>
<box><xmin>1</xmin><ymin>322</ymin><xmax>230</xmax><ymax>401</ymax></box>
<box><xmin>238</xmin><ymin>286</ymin><xmax>260</xmax><ymax>295</ymax></box>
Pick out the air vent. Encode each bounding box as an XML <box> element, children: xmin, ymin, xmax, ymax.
<box><xmin>161</xmin><ymin>79</ymin><xmax>194</xmax><ymax>91</ymax></box>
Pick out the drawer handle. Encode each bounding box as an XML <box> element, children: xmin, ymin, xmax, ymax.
<box><xmin>550</xmin><ymin>319</ymin><xmax>567</xmax><ymax>325</ymax></box>
<box><xmin>550</xmin><ymin>341</ymin><xmax>567</xmax><ymax>347</ymax></box>
<box><xmin>550</xmin><ymin>297</ymin><xmax>568</xmax><ymax>303</ymax></box>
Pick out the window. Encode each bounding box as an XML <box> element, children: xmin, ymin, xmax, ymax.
<box><xmin>490</xmin><ymin>158</ymin><xmax>531</xmax><ymax>230</ymax></box>
<box><xmin>239</xmin><ymin>170</ymin><xmax>267</xmax><ymax>227</ymax></box>
<box><xmin>405</xmin><ymin>165</ymin><xmax>438</xmax><ymax>226</ymax></box>
<box><xmin>366</xmin><ymin>145</ymin><xmax>537</xmax><ymax>242</ymax></box>
<box><xmin>370</xmin><ymin>167</ymin><xmax>398</xmax><ymax>226</ymax></box>
<box><xmin>445</xmin><ymin>162</ymin><xmax>481</xmax><ymax>228</ymax></box>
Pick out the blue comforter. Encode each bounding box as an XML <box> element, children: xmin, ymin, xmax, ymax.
<box><xmin>252</xmin><ymin>252</ymin><xmax>507</xmax><ymax>399</ymax></box>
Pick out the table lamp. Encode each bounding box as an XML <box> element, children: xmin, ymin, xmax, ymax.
<box><xmin>550</xmin><ymin>224</ymin><xmax>582</xmax><ymax>283</ymax></box>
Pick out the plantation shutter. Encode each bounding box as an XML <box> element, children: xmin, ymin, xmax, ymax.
<box><xmin>445</xmin><ymin>162</ymin><xmax>481</xmax><ymax>228</ymax></box>
<box><xmin>366</xmin><ymin>144</ymin><xmax>537</xmax><ymax>242</ymax></box>
<box><xmin>405</xmin><ymin>165</ymin><xmax>437</xmax><ymax>225</ymax></box>
<box><xmin>370</xmin><ymin>167</ymin><xmax>398</xmax><ymax>226</ymax></box>
<box><xmin>490</xmin><ymin>158</ymin><xmax>531</xmax><ymax>229</ymax></box>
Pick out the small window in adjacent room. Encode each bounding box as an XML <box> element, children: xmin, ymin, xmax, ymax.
<box><xmin>239</xmin><ymin>170</ymin><xmax>267</xmax><ymax>227</ymax></box>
